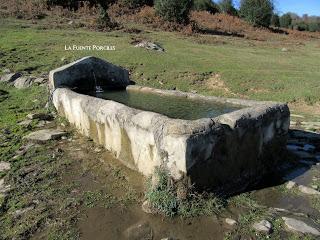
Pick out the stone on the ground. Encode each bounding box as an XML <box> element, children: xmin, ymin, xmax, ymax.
<box><xmin>142</xmin><ymin>200</ymin><xmax>155</xmax><ymax>214</ymax></box>
<box><xmin>287</xmin><ymin>144</ymin><xmax>301</xmax><ymax>151</ymax></box>
<box><xmin>15</xmin><ymin>143</ymin><xmax>34</xmax><ymax>157</ymax></box>
<box><xmin>303</xmin><ymin>144</ymin><xmax>316</xmax><ymax>152</ymax></box>
<box><xmin>24</xmin><ymin>129</ymin><xmax>67</xmax><ymax>143</ymax></box>
<box><xmin>124</xmin><ymin>221</ymin><xmax>153</xmax><ymax>240</ymax></box>
<box><xmin>0</xmin><ymin>179</ymin><xmax>11</xmax><ymax>194</ymax></box>
<box><xmin>282</xmin><ymin>217</ymin><xmax>320</xmax><ymax>236</ymax></box>
<box><xmin>14</xmin><ymin>76</ymin><xmax>35</xmax><ymax>89</ymax></box>
<box><xmin>292</xmin><ymin>151</ymin><xmax>314</xmax><ymax>159</ymax></box>
<box><xmin>135</xmin><ymin>41</ymin><xmax>164</xmax><ymax>52</ymax></box>
<box><xmin>27</xmin><ymin>113</ymin><xmax>53</xmax><ymax>121</ymax></box>
<box><xmin>18</xmin><ymin>119</ymin><xmax>32</xmax><ymax>126</ymax></box>
<box><xmin>298</xmin><ymin>185</ymin><xmax>320</xmax><ymax>195</ymax></box>
<box><xmin>252</xmin><ymin>220</ymin><xmax>272</xmax><ymax>234</ymax></box>
<box><xmin>0</xmin><ymin>72</ymin><xmax>22</xmax><ymax>83</ymax></box>
<box><xmin>36</xmin><ymin>120</ymin><xmax>51</xmax><ymax>128</ymax></box>
<box><xmin>225</xmin><ymin>218</ymin><xmax>237</xmax><ymax>226</ymax></box>
<box><xmin>0</xmin><ymin>162</ymin><xmax>11</xmax><ymax>172</ymax></box>
<box><xmin>33</xmin><ymin>77</ymin><xmax>47</xmax><ymax>85</ymax></box>
<box><xmin>286</xmin><ymin>181</ymin><xmax>297</xmax><ymax>189</ymax></box>
<box><xmin>13</xmin><ymin>206</ymin><xmax>34</xmax><ymax>218</ymax></box>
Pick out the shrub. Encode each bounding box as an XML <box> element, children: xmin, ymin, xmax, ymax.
<box><xmin>218</xmin><ymin>0</ymin><xmax>237</xmax><ymax>16</ymax></box>
<box><xmin>270</xmin><ymin>14</ymin><xmax>280</xmax><ymax>27</ymax></box>
<box><xmin>280</xmin><ymin>13</ymin><xmax>292</xmax><ymax>28</ymax></box>
<box><xmin>239</xmin><ymin>0</ymin><xmax>274</xmax><ymax>27</ymax></box>
<box><xmin>120</xmin><ymin>0</ymin><xmax>153</xmax><ymax>9</ymax></box>
<box><xmin>145</xmin><ymin>167</ymin><xmax>224</xmax><ymax>217</ymax></box>
<box><xmin>193</xmin><ymin>0</ymin><xmax>220</xmax><ymax>14</ymax></box>
<box><xmin>154</xmin><ymin>0</ymin><xmax>193</xmax><ymax>24</ymax></box>
<box><xmin>308</xmin><ymin>22</ymin><xmax>320</xmax><ymax>32</ymax></box>
<box><xmin>46</xmin><ymin>0</ymin><xmax>77</xmax><ymax>9</ymax></box>
<box><xmin>294</xmin><ymin>22</ymin><xmax>308</xmax><ymax>31</ymax></box>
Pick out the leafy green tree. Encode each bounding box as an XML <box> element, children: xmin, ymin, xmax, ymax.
<box><xmin>239</xmin><ymin>0</ymin><xmax>274</xmax><ymax>27</ymax></box>
<box><xmin>154</xmin><ymin>0</ymin><xmax>193</xmax><ymax>24</ymax></box>
<box><xmin>270</xmin><ymin>14</ymin><xmax>280</xmax><ymax>27</ymax></box>
<box><xmin>218</xmin><ymin>0</ymin><xmax>237</xmax><ymax>15</ymax></box>
<box><xmin>279</xmin><ymin>13</ymin><xmax>292</xmax><ymax>28</ymax></box>
<box><xmin>193</xmin><ymin>0</ymin><xmax>220</xmax><ymax>14</ymax></box>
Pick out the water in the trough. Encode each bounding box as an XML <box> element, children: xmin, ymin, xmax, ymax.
<box><xmin>92</xmin><ymin>90</ymin><xmax>242</xmax><ymax>120</ymax></box>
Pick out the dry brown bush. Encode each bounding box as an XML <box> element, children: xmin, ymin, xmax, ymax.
<box><xmin>0</xmin><ymin>0</ymin><xmax>47</xmax><ymax>19</ymax></box>
<box><xmin>190</xmin><ymin>11</ymin><xmax>320</xmax><ymax>41</ymax></box>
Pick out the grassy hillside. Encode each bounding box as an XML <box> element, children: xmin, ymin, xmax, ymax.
<box><xmin>1</xmin><ymin>18</ymin><xmax>320</xmax><ymax>108</ymax></box>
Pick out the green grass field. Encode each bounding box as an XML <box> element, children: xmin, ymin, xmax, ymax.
<box><xmin>1</xmin><ymin>18</ymin><xmax>320</xmax><ymax>108</ymax></box>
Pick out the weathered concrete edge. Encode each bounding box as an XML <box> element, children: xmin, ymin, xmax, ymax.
<box><xmin>126</xmin><ymin>85</ymin><xmax>280</xmax><ymax>107</ymax></box>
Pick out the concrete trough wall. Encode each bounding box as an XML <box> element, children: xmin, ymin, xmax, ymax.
<box><xmin>50</xmin><ymin>57</ymin><xmax>290</xmax><ymax>193</ymax></box>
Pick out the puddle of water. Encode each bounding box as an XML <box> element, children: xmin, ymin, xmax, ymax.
<box><xmin>79</xmin><ymin>206</ymin><xmax>224</xmax><ymax>240</ymax></box>
<box><xmin>58</xmin><ymin>135</ymin><xmax>226</xmax><ymax>240</ymax></box>
<box><xmin>88</xmin><ymin>90</ymin><xmax>242</xmax><ymax>120</ymax></box>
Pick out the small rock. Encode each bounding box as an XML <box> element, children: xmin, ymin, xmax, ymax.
<box><xmin>135</xmin><ymin>41</ymin><xmax>165</xmax><ymax>52</ymax></box>
<box><xmin>252</xmin><ymin>220</ymin><xmax>272</xmax><ymax>234</ymax></box>
<box><xmin>142</xmin><ymin>200</ymin><xmax>155</xmax><ymax>214</ymax></box>
<box><xmin>281</xmin><ymin>48</ymin><xmax>288</xmax><ymax>52</ymax></box>
<box><xmin>286</xmin><ymin>181</ymin><xmax>297</xmax><ymax>190</ymax></box>
<box><xmin>13</xmin><ymin>206</ymin><xmax>34</xmax><ymax>218</ymax></box>
<box><xmin>287</xmin><ymin>144</ymin><xmax>301</xmax><ymax>151</ymax></box>
<box><xmin>292</xmin><ymin>151</ymin><xmax>314</xmax><ymax>159</ymax></box>
<box><xmin>176</xmin><ymin>182</ymin><xmax>188</xmax><ymax>201</ymax></box>
<box><xmin>303</xmin><ymin>144</ymin><xmax>316</xmax><ymax>152</ymax></box>
<box><xmin>94</xmin><ymin>147</ymin><xmax>102</xmax><ymax>153</ymax></box>
<box><xmin>0</xmin><ymin>162</ymin><xmax>11</xmax><ymax>172</ymax></box>
<box><xmin>299</xmin><ymin>160</ymin><xmax>314</xmax><ymax>166</ymax></box>
<box><xmin>18</xmin><ymin>119</ymin><xmax>32</xmax><ymax>126</ymax></box>
<box><xmin>33</xmin><ymin>77</ymin><xmax>47</xmax><ymax>85</ymax></box>
<box><xmin>24</xmin><ymin>129</ymin><xmax>67</xmax><ymax>143</ymax></box>
<box><xmin>282</xmin><ymin>217</ymin><xmax>320</xmax><ymax>236</ymax></box>
<box><xmin>124</xmin><ymin>221</ymin><xmax>153</xmax><ymax>240</ymax></box>
<box><xmin>0</xmin><ymin>72</ymin><xmax>22</xmax><ymax>83</ymax></box>
<box><xmin>14</xmin><ymin>76</ymin><xmax>35</xmax><ymax>89</ymax></box>
<box><xmin>45</xmin><ymin>102</ymin><xmax>50</xmax><ymax>109</ymax></box>
<box><xmin>298</xmin><ymin>185</ymin><xmax>320</xmax><ymax>195</ymax></box>
<box><xmin>225</xmin><ymin>218</ymin><xmax>237</xmax><ymax>226</ymax></box>
<box><xmin>36</xmin><ymin>120</ymin><xmax>47</xmax><ymax>128</ymax></box>
<box><xmin>0</xmin><ymin>179</ymin><xmax>11</xmax><ymax>194</ymax></box>
<box><xmin>61</xmin><ymin>136</ymin><xmax>67</xmax><ymax>140</ymax></box>
<box><xmin>27</xmin><ymin>113</ymin><xmax>53</xmax><ymax>121</ymax></box>
<box><xmin>15</xmin><ymin>143</ymin><xmax>34</xmax><ymax>157</ymax></box>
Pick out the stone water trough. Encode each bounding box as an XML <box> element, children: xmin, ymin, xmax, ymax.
<box><xmin>50</xmin><ymin>56</ymin><xmax>290</xmax><ymax>193</ymax></box>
